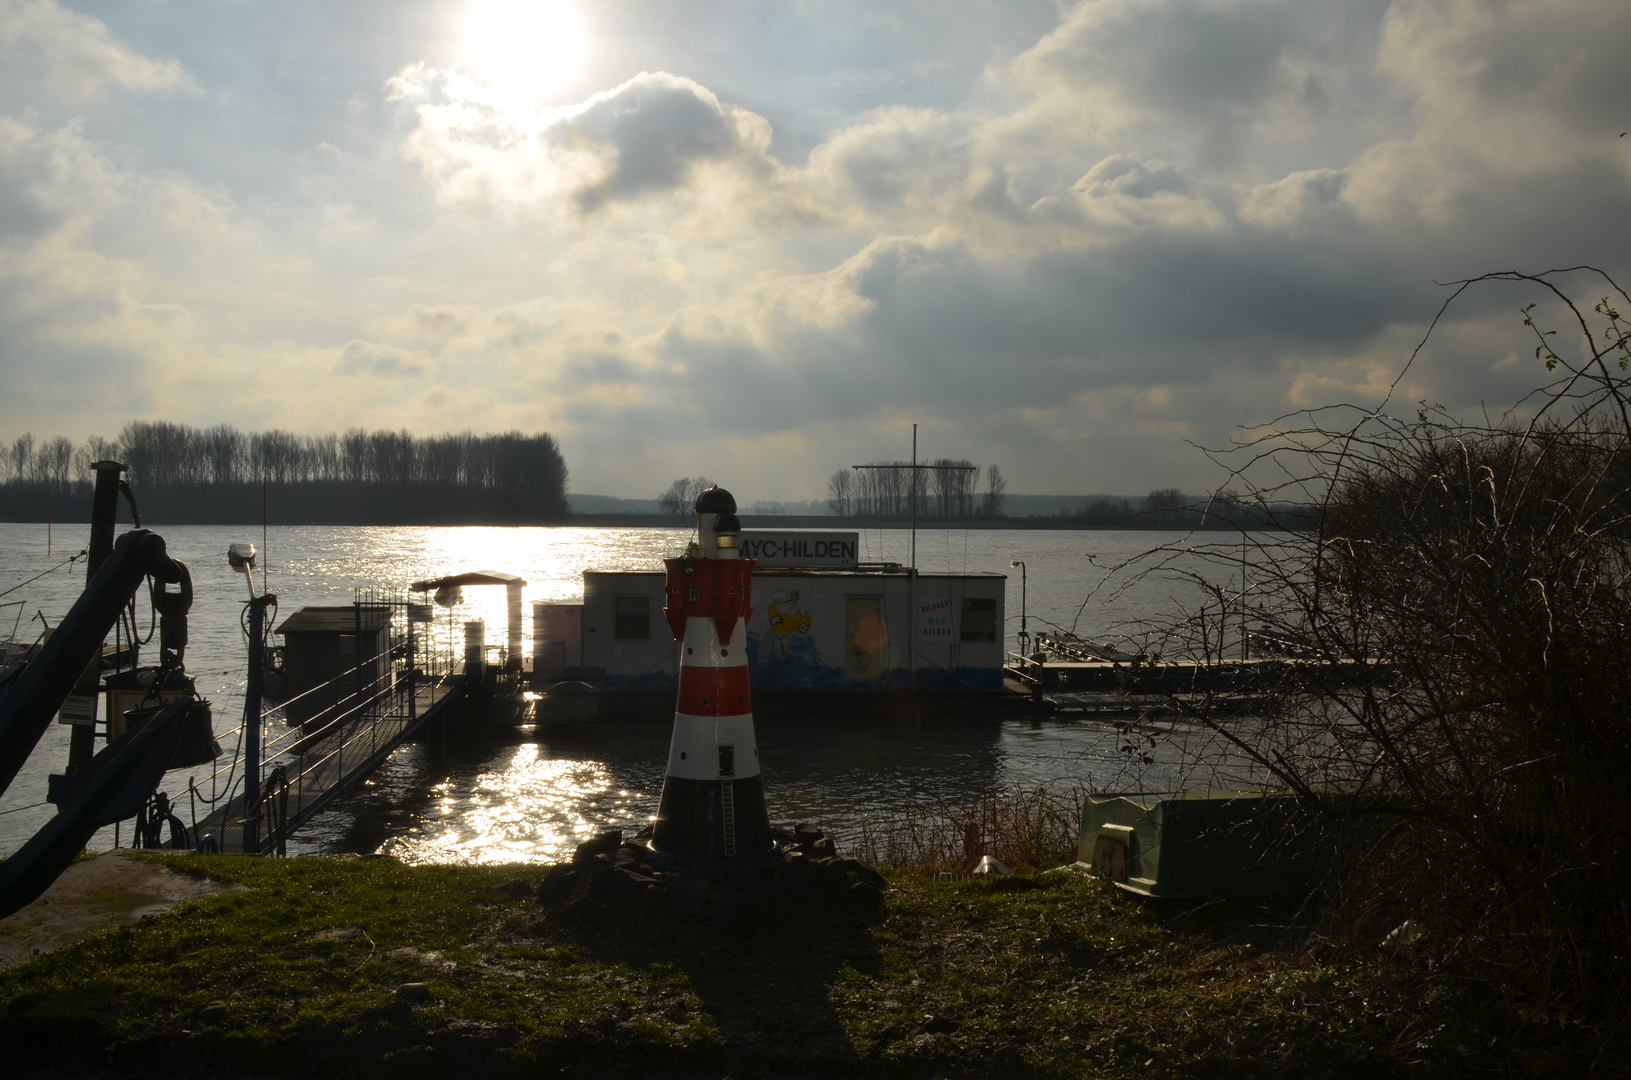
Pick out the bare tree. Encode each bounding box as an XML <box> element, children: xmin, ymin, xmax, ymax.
<box><xmin>9</xmin><ymin>433</ymin><xmax>33</xmax><ymax>483</ymax></box>
<box><xmin>38</xmin><ymin>436</ymin><xmax>73</xmax><ymax>490</ymax></box>
<box><xmin>658</xmin><ymin>476</ymin><xmax>714</xmax><ymax>517</ymax></box>
<box><xmin>826</xmin><ymin>469</ymin><xmax>852</xmax><ymax>516</ymax></box>
<box><xmin>983</xmin><ymin>464</ymin><xmax>1006</xmax><ymax>517</ymax></box>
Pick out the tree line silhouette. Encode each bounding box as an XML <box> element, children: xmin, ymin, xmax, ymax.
<box><xmin>1044</xmin><ymin>488</ymin><xmax>1312</xmax><ymax>530</ymax></box>
<box><xmin>0</xmin><ymin>422</ymin><xmax>570</xmax><ymax>525</ymax></box>
<box><xmin>825</xmin><ymin>461</ymin><xmax>1005</xmax><ymax>519</ymax></box>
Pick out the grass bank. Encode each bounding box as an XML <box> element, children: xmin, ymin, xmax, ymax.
<box><xmin>0</xmin><ymin>853</ymin><xmax>1534</xmax><ymax>1078</ymax></box>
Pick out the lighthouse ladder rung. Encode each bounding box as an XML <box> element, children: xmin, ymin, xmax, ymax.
<box><xmin>721</xmin><ymin>780</ymin><xmax>737</xmax><ymax>857</ymax></box>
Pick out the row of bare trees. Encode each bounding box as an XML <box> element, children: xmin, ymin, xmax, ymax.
<box><xmin>3</xmin><ymin>422</ymin><xmax>568</xmax><ymax>502</ymax></box>
<box><xmin>5</xmin><ymin>434</ymin><xmax>77</xmax><ymax>489</ymax></box>
<box><xmin>826</xmin><ymin>461</ymin><xmax>1005</xmax><ymax>519</ymax></box>
<box><xmin>1</xmin><ymin>422</ymin><xmax>570</xmax><ymax>522</ymax></box>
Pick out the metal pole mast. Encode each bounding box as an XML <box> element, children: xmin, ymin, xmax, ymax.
<box><xmin>848</xmin><ymin>433</ymin><xmax>977</xmax><ymax>694</ymax></box>
<box><xmin>244</xmin><ymin>594</ymin><xmax>264</xmax><ymax>854</ymax></box>
<box><xmin>909</xmin><ymin>424</ymin><xmax>916</xmax><ymax>693</ymax></box>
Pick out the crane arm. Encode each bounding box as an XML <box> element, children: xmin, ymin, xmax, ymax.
<box><xmin>0</xmin><ymin>529</ymin><xmax>181</xmax><ymax>799</ymax></box>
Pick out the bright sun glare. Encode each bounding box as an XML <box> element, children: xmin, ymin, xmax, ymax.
<box><xmin>462</xmin><ymin>0</ymin><xmax>586</xmax><ymax>96</ymax></box>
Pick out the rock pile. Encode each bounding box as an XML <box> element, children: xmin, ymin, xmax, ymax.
<box><xmin>537</xmin><ymin>823</ymin><xmax>886</xmax><ymax>931</ymax></box>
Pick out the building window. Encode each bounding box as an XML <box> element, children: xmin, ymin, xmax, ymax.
<box><xmin>960</xmin><ymin>598</ymin><xmax>996</xmax><ymax>643</ymax></box>
<box><xmin>614</xmin><ymin>595</ymin><xmax>651</xmax><ymax>640</ymax></box>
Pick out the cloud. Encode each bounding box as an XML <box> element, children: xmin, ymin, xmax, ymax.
<box><xmin>994</xmin><ymin>0</ymin><xmax>1330</xmax><ymax>168</ymax></box>
<box><xmin>334</xmin><ymin>340</ymin><xmax>429</xmax><ymax>377</ymax></box>
<box><xmin>1344</xmin><ymin>0</ymin><xmax>1631</xmax><ymax>225</ymax></box>
<box><xmin>389</xmin><ymin>68</ymin><xmax>776</xmax><ymax>216</ymax></box>
<box><xmin>0</xmin><ymin>0</ymin><xmax>194</xmax><ymax>100</ymax></box>
<box><xmin>0</xmin><ymin>115</ymin><xmax>120</xmax><ymax>243</ymax></box>
<box><xmin>1238</xmin><ymin>168</ymin><xmax>1348</xmax><ymax>232</ymax></box>
<box><xmin>361</xmin><ymin>0</ymin><xmax>1631</xmax><ymax>495</ymax></box>
<box><xmin>567</xmin><ymin>72</ymin><xmax>773</xmax><ymax>211</ymax></box>
<box><xmin>2</xmin><ymin>0</ymin><xmax>1630</xmax><ymax>501</ymax></box>
<box><xmin>808</xmin><ymin>107</ymin><xmax>964</xmax><ymax>213</ymax></box>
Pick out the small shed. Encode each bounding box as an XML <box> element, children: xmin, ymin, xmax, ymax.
<box><xmin>275</xmin><ymin>605</ymin><xmax>393</xmax><ymax>728</ymax></box>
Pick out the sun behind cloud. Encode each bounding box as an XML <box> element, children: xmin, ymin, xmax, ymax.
<box><xmin>461</xmin><ymin>0</ymin><xmax>586</xmax><ymax>97</ymax></box>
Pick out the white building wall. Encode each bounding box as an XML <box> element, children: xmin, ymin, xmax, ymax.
<box><xmin>584</xmin><ymin>568</ymin><xmax>1005</xmax><ymax>693</ymax></box>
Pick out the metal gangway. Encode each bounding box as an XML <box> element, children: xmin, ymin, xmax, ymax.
<box><xmin>193</xmin><ymin>594</ymin><xmax>464</xmax><ymax>855</ymax></box>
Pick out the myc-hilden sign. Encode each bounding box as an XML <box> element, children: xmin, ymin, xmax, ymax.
<box><xmin>739</xmin><ymin>531</ymin><xmax>860</xmax><ymax>568</ymax></box>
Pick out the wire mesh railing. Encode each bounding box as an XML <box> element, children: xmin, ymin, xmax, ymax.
<box><xmin>193</xmin><ymin>588</ymin><xmax>465</xmax><ymax>854</ymax></box>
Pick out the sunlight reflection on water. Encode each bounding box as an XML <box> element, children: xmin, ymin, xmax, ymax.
<box><xmin>0</xmin><ymin>523</ymin><xmax>1266</xmax><ymax>862</ymax></box>
<box><xmin>380</xmin><ymin>745</ymin><xmax>644</xmax><ymax>864</ymax></box>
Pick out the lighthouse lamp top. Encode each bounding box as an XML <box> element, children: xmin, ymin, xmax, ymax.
<box><xmin>696</xmin><ymin>485</ymin><xmax>740</xmax><ymax>558</ymax></box>
<box><xmin>694</xmin><ymin>485</ymin><xmax>735</xmax><ymax>515</ymax></box>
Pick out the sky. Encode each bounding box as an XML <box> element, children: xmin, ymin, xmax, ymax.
<box><xmin>0</xmin><ymin>0</ymin><xmax>1626</xmax><ymax>502</ymax></box>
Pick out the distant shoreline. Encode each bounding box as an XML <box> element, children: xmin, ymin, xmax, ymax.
<box><xmin>0</xmin><ymin>511</ymin><xmax>1302</xmax><ymax>531</ymax></box>
<box><xmin>0</xmin><ymin>481</ymin><xmax>1305</xmax><ymax>530</ymax></box>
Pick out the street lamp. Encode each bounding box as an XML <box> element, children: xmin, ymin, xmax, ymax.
<box><xmin>229</xmin><ymin>542</ymin><xmax>270</xmax><ymax>853</ymax></box>
<box><xmin>1009</xmin><ymin>560</ymin><xmax>1028</xmax><ymax>656</ymax></box>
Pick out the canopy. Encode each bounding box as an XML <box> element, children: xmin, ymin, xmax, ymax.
<box><xmin>410</xmin><ymin>570</ymin><xmax>526</xmax><ymax>591</ymax></box>
<box><xmin>409</xmin><ymin>570</ymin><xmax>527</xmax><ymax>671</ymax></box>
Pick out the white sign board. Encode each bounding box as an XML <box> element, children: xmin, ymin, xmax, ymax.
<box><xmin>739</xmin><ymin>531</ymin><xmax>859</xmax><ymax>568</ymax></box>
<box><xmin>918</xmin><ymin>596</ymin><xmax>956</xmax><ymax>643</ymax></box>
<box><xmin>58</xmin><ymin>693</ymin><xmax>99</xmax><ymax>727</ymax></box>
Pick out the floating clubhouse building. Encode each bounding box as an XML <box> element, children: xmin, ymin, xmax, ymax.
<box><xmin>541</xmin><ymin>530</ymin><xmax>1008</xmax><ymax>698</ymax></box>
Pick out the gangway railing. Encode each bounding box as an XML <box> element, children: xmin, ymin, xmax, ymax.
<box><xmin>192</xmin><ymin>590</ymin><xmax>464</xmax><ymax>854</ymax></box>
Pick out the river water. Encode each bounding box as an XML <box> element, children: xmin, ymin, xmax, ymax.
<box><xmin>0</xmin><ymin>522</ymin><xmax>1265</xmax><ymax>862</ymax></box>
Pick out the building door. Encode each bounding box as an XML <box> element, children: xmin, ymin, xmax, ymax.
<box><xmin>845</xmin><ymin>596</ymin><xmax>888</xmax><ymax>681</ymax></box>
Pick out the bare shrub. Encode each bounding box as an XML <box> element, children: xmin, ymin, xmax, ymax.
<box><xmin>1110</xmin><ymin>268</ymin><xmax>1631</xmax><ymax>1026</ymax></box>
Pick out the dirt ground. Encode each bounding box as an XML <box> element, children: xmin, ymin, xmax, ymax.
<box><xmin>0</xmin><ymin>852</ymin><xmax>239</xmax><ymax>968</ymax></box>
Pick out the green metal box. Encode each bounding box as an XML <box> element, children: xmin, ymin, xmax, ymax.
<box><xmin>1078</xmin><ymin>791</ymin><xmax>1332</xmax><ymax>899</ymax></box>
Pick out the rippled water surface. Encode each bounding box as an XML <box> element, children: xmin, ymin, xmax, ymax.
<box><xmin>0</xmin><ymin>522</ymin><xmax>1262</xmax><ymax>861</ymax></box>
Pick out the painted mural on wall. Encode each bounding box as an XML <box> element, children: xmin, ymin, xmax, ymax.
<box><xmin>745</xmin><ymin>591</ymin><xmax>1002</xmax><ymax>693</ymax></box>
<box><xmin>752</xmin><ymin>586</ymin><xmax>844</xmax><ymax>690</ymax></box>
<box><xmin>764</xmin><ymin>590</ymin><xmax>811</xmax><ymax>658</ymax></box>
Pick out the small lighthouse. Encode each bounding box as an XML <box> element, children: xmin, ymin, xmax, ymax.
<box><xmin>651</xmin><ymin>485</ymin><xmax>774</xmax><ymax>862</ymax></box>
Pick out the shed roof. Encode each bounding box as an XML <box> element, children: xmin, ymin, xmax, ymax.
<box><xmin>276</xmin><ymin>605</ymin><xmax>393</xmax><ymax>635</ymax></box>
<box><xmin>410</xmin><ymin>569</ymin><xmax>526</xmax><ymax>591</ymax></box>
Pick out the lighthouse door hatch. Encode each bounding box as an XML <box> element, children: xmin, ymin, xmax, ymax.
<box><xmin>721</xmin><ymin>780</ymin><xmax>737</xmax><ymax>857</ymax></box>
<box><xmin>717</xmin><ymin>743</ymin><xmax>735</xmax><ymax>776</ymax></box>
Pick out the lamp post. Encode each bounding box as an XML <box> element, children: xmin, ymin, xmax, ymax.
<box><xmin>230</xmin><ymin>543</ymin><xmax>267</xmax><ymax>853</ymax></box>
<box><xmin>1009</xmin><ymin>560</ymin><xmax>1028</xmax><ymax>657</ymax></box>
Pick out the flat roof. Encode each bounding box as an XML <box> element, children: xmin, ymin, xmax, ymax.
<box><xmin>410</xmin><ymin>569</ymin><xmax>526</xmax><ymax>590</ymax></box>
<box><xmin>276</xmin><ymin>605</ymin><xmax>393</xmax><ymax>635</ymax></box>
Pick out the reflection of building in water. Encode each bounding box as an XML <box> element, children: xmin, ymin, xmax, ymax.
<box><xmin>578</xmin><ymin>564</ymin><xmax>1005</xmax><ymax>696</ymax></box>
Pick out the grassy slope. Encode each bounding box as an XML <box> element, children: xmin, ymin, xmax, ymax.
<box><xmin>0</xmin><ymin>854</ymin><xmax>1493</xmax><ymax>1078</ymax></box>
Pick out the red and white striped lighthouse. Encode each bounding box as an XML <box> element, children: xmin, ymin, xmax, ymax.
<box><xmin>651</xmin><ymin>486</ymin><xmax>774</xmax><ymax>861</ymax></box>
